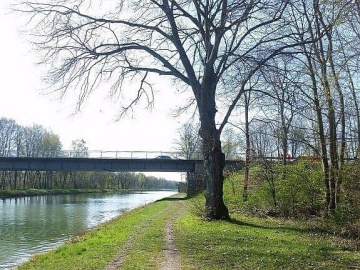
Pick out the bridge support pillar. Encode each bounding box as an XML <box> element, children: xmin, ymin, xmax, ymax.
<box><xmin>186</xmin><ymin>162</ymin><xmax>206</xmax><ymax>197</ymax></box>
<box><xmin>187</xmin><ymin>172</ymin><xmax>196</xmax><ymax>197</ymax></box>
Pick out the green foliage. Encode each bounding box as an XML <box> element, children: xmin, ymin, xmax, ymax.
<box><xmin>328</xmin><ymin>161</ymin><xmax>360</xmax><ymax>238</ymax></box>
<box><xmin>224</xmin><ymin>161</ymin><xmax>324</xmax><ymax>218</ymax></box>
<box><xmin>275</xmin><ymin>161</ymin><xmax>323</xmax><ymax>217</ymax></box>
<box><xmin>339</xmin><ymin>162</ymin><xmax>360</xmax><ymax>221</ymax></box>
<box><xmin>224</xmin><ymin>160</ymin><xmax>360</xmax><ymax>239</ymax></box>
<box><xmin>224</xmin><ymin>166</ymin><xmax>277</xmax><ymax>216</ymax></box>
<box><xmin>188</xmin><ymin>194</ymin><xmax>206</xmax><ymax>219</ymax></box>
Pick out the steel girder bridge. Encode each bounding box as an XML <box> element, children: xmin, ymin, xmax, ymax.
<box><xmin>0</xmin><ymin>157</ymin><xmax>198</xmax><ymax>172</ymax></box>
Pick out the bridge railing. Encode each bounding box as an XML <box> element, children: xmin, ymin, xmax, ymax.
<box><xmin>0</xmin><ymin>150</ymin><xmax>187</xmax><ymax>160</ymax></box>
<box><xmin>82</xmin><ymin>150</ymin><xmax>181</xmax><ymax>159</ymax></box>
<box><xmin>0</xmin><ymin>150</ymin><xmax>248</xmax><ymax>160</ymax></box>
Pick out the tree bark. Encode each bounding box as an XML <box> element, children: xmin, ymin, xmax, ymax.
<box><xmin>199</xmin><ymin>74</ymin><xmax>230</xmax><ymax>220</ymax></box>
<box><xmin>313</xmin><ymin>1</ymin><xmax>338</xmax><ymax>213</ymax></box>
<box><xmin>243</xmin><ymin>92</ymin><xmax>251</xmax><ymax>202</ymax></box>
<box><xmin>202</xmin><ymin>133</ymin><xmax>230</xmax><ymax>220</ymax></box>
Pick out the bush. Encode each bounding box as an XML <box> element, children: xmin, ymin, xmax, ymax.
<box><xmin>223</xmin><ymin>166</ymin><xmax>278</xmax><ymax>217</ymax></box>
<box><xmin>224</xmin><ymin>160</ymin><xmax>324</xmax><ymax>218</ymax></box>
<box><xmin>275</xmin><ymin>161</ymin><xmax>324</xmax><ymax>217</ymax></box>
<box><xmin>335</xmin><ymin>162</ymin><xmax>360</xmax><ymax>233</ymax></box>
<box><xmin>188</xmin><ymin>194</ymin><xmax>206</xmax><ymax>219</ymax></box>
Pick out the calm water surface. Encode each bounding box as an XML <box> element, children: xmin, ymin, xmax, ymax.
<box><xmin>0</xmin><ymin>190</ymin><xmax>177</xmax><ymax>269</ymax></box>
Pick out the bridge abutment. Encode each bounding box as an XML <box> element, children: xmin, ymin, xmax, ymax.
<box><xmin>186</xmin><ymin>162</ymin><xmax>206</xmax><ymax>197</ymax></box>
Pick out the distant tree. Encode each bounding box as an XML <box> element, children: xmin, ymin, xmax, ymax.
<box><xmin>41</xmin><ymin>131</ymin><xmax>63</xmax><ymax>188</ymax></box>
<box><xmin>41</xmin><ymin>132</ymin><xmax>63</xmax><ymax>157</ymax></box>
<box><xmin>71</xmin><ymin>139</ymin><xmax>88</xmax><ymax>157</ymax></box>
<box><xmin>0</xmin><ymin>118</ymin><xmax>17</xmax><ymax>156</ymax></box>
<box><xmin>23</xmin><ymin>124</ymin><xmax>47</xmax><ymax>157</ymax></box>
<box><xmin>221</xmin><ymin>127</ymin><xmax>239</xmax><ymax>160</ymax></box>
<box><xmin>260</xmin><ymin>56</ymin><xmax>299</xmax><ymax>165</ymax></box>
<box><xmin>250</xmin><ymin>120</ymin><xmax>278</xmax><ymax>159</ymax></box>
<box><xmin>138</xmin><ymin>173</ymin><xmax>146</xmax><ymax>189</ymax></box>
<box><xmin>174</xmin><ymin>122</ymin><xmax>201</xmax><ymax>160</ymax></box>
<box><xmin>69</xmin><ymin>139</ymin><xmax>88</xmax><ymax>188</ymax></box>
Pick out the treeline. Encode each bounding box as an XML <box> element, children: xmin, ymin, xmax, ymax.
<box><xmin>0</xmin><ymin>117</ymin><xmax>178</xmax><ymax>190</ymax></box>
<box><xmin>0</xmin><ymin>170</ymin><xmax>178</xmax><ymax>191</ymax></box>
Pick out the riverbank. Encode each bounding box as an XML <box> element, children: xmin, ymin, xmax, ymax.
<box><xmin>0</xmin><ymin>188</ymin><xmax>115</xmax><ymax>198</ymax></box>
<box><xmin>18</xmin><ymin>194</ymin><xmax>360</xmax><ymax>270</ymax></box>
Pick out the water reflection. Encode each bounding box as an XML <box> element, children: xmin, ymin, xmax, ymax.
<box><xmin>0</xmin><ymin>190</ymin><xmax>177</xmax><ymax>269</ymax></box>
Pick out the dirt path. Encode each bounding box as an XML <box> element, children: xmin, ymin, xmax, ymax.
<box><xmin>104</xmin><ymin>199</ymin><xmax>185</xmax><ymax>270</ymax></box>
<box><xmin>160</xmin><ymin>201</ymin><xmax>185</xmax><ymax>270</ymax></box>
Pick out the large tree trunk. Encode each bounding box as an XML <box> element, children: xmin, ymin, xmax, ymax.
<box><xmin>202</xmin><ymin>132</ymin><xmax>230</xmax><ymax>220</ymax></box>
<box><xmin>199</xmin><ymin>76</ymin><xmax>230</xmax><ymax>220</ymax></box>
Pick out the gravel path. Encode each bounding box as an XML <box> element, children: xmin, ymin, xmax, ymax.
<box><xmin>104</xmin><ymin>199</ymin><xmax>185</xmax><ymax>270</ymax></box>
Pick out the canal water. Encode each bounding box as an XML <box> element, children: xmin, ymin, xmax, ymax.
<box><xmin>0</xmin><ymin>190</ymin><xmax>177</xmax><ymax>269</ymax></box>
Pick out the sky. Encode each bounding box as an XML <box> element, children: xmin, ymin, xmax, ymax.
<box><xmin>0</xmin><ymin>1</ymin><xmax>189</xmax><ymax>181</ymax></box>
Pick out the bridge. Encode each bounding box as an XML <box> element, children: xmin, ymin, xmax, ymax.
<box><xmin>0</xmin><ymin>156</ymin><xmax>242</xmax><ymax>173</ymax></box>
<box><xmin>0</xmin><ymin>151</ymin><xmax>244</xmax><ymax>195</ymax></box>
<box><xmin>0</xmin><ymin>157</ymin><xmax>197</xmax><ymax>172</ymax></box>
<box><xmin>0</xmin><ymin>150</ymin><xmax>244</xmax><ymax>172</ymax></box>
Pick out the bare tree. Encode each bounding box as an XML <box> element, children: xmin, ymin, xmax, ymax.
<box><xmin>289</xmin><ymin>0</ymin><xmax>353</xmax><ymax>214</ymax></box>
<box><xmin>174</xmin><ymin>122</ymin><xmax>201</xmax><ymax>160</ymax></box>
<box><xmin>22</xmin><ymin>124</ymin><xmax>48</xmax><ymax>157</ymax></box>
<box><xmin>17</xmin><ymin>0</ymin><xmax>311</xmax><ymax>219</ymax></box>
<box><xmin>0</xmin><ymin>118</ymin><xmax>17</xmax><ymax>156</ymax></box>
<box><xmin>71</xmin><ymin>139</ymin><xmax>88</xmax><ymax>157</ymax></box>
<box><xmin>221</xmin><ymin>127</ymin><xmax>239</xmax><ymax>160</ymax></box>
<box><xmin>260</xmin><ymin>56</ymin><xmax>300</xmax><ymax>165</ymax></box>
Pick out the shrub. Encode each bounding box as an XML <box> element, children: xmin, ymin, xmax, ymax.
<box><xmin>335</xmin><ymin>162</ymin><xmax>360</xmax><ymax>236</ymax></box>
<box><xmin>225</xmin><ymin>160</ymin><xmax>324</xmax><ymax>218</ymax></box>
<box><xmin>188</xmin><ymin>194</ymin><xmax>206</xmax><ymax>219</ymax></box>
<box><xmin>275</xmin><ymin>161</ymin><xmax>323</xmax><ymax>217</ymax></box>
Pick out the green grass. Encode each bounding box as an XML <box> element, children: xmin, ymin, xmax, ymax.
<box><xmin>176</xmin><ymin>197</ymin><xmax>360</xmax><ymax>269</ymax></box>
<box><xmin>18</xmin><ymin>193</ymin><xmax>360</xmax><ymax>270</ymax></box>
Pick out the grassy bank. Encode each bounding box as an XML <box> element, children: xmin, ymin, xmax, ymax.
<box><xmin>178</xmin><ymin>197</ymin><xmax>360</xmax><ymax>269</ymax></box>
<box><xmin>19</xmin><ymin>194</ymin><xmax>360</xmax><ymax>270</ymax></box>
<box><xmin>0</xmin><ymin>188</ymin><xmax>115</xmax><ymax>198</ymax></box>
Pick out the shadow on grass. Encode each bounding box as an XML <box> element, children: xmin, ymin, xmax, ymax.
<box><xmin>156</xmin><ymin>197</ymin><xmax>188</xmax><ymax>202</ymax></box>
<box><xmin>229</xmin><ymin>218</ymin><xmax>329</xmax><ymax>235</ymax></box>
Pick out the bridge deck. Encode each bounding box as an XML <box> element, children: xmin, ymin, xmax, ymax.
<box><xmin>0</xmin><ymin>157</ymin><xmax>196</xmax><ymax>172</ymax></box>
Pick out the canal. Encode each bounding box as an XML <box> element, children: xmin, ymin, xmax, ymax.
<box><xmin>0</xmin><ymin>190</ymin><xmax>177</xmax><ymax>269</ymax></box>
